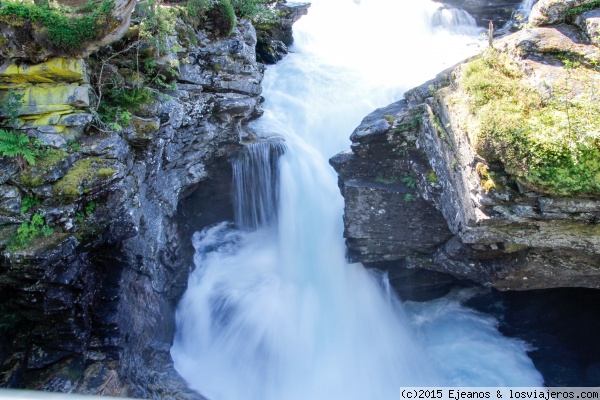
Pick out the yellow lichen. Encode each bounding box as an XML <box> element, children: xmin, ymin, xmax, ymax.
<box><xmin>0</xmin><ymin>58</ymin><xmax>87</xmax><ymax>84</ymax></box>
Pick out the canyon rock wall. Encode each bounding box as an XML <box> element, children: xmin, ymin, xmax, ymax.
<box><xmin>0</xmin><ymin>1</ymin><xmax>308</xmax><ymax>396</ymax></box>
<box><xmin>332</xmin><ymin>0</ymin><xmax>600</xmax><ymax>292</ymax></box>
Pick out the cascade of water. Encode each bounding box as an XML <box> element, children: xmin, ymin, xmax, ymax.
<box><xmin>172</xmin><ymin>0</ymin><xmax>544</xmax><ymax>398</ymax></box>
<box><xmin>518</xmin><ymin>0</ymin><xmax>537</xmax><ymax>14</ymax></box>
<box><xmin>232</xmin><ymin>141</ymin><xmax>286</xmax><ymax>231</ymax></box>
<box><xmin>429</xmin><ymin>5</ymin><xmax>478</xmax><ymax>33</ymax></box>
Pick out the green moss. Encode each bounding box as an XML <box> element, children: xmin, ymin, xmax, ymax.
<box><xmin>20</xmin><ymin>148</ymin><xmax>69</xmax><ymax>187</ymax></box>
<box><xmin>427</xmin><ymin>171</ymin><xmax>438</xmax><ymax>183</ymax></box>
<box><xmin>565</xmin><ymin>0</ymin><xmax>600</xmax><ymax>16</ymax></box>
<box><xmin>383</xmin><ymin>114</ymin><xmax>396</xmax><ymax>125</ymax></box>
<box><xmin>456</xmin><ymin>49</ymin><xmax>600</xmax><ymax>196</ymax></box>
<box><xmin>97</xmin><ymin>168</ymin><xmax>115</xmax><ymax>179</ymax></box>
<box><xmin>476</xmin><ymin>163</ymin><xmax>496</xmax><ymax>193</ymax></box>
<box><xmin>52</xmin><ymin>158</ymin><xmax>116</xmax><ymax>201</ymax></box>
<box><xmin>0</xmin><ymin>0</ymin><xmax>115</xmax><ymax>53</ymax></box>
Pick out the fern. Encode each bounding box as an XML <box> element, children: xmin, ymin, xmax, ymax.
<box><xmin>7</xmin><ymin>212</ymin><xmax>53</xmax><ymax>250</ymax></box>
<box><xmin>0</xmin><ymin>129</ymin><xmax>38</xmax><ymax>170</ymax></box>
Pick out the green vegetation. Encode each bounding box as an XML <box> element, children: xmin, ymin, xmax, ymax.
<box><xmin>231</xmin><ymin>0</ymin><xmax>277</xmax><ymax>23</ymax></box>
<box><xmin>211</xmin><ymin>0</ymin><xmax>236</xmax><ymax>37</ymax></box>
<box><xmin>76</xmin><ymin>201</ymin><xmax>96</xmax><ymax>224</ymax></box>
<box><xmin>396</xmin><ymin>112</ymin><xmax>423</xmax><ymax>134</ymax></box>
<box><xmin>476</xmin><ymin>163</ymin><xmax>496</xmax><ymax>193</ymax></box>
<box><xmin>565</xmin><ymin>0</ymin><xmax>600</xmax><ymax>16</ymax></box>
<box><xmin>66</xmin><ymin>139</ymin><xmax>80</xmax><ymax>153</ymax></box>
<box><xmin>403</xmin><ymin>193</ymin><xmax>414</xmax><ymax>202</ymax></box>
<box><xmin>53</xmin><ymin>158</ymin><xmax>116</xmax><ymax>201</ymax></box>
<box><xmin>20</xmin><ymin>196</ymin><xmax>39</xmax><ymax>215</ymax></box>
<box><xmin>427</xmin><ymin>171</ymin><xmax>438</xmax><ymax>183</ymax></box>
<box><xmin>0</xmin><ymin>129</ymin><xmax>43</xmax><ymax>171</ymax></box>
<box><xmin>0</xmin><ymin>0</ymin><xmax>115</xmax><ymax>53</ymax></box>
<box><xmin>20</xmin><ymin>148</ymin><xmax>69</xmax><ymax>187</ymax></box>
<box><xmin>457</xmin><ymin>49</ymin><xmax>600</xmax><ymax>196</ymax></box>
<box><xmin>401</xmin><ymin>174</ymin><xmax>416</xmax><ymax>188</ymax></box>
<box><xmin>139</xmin><ymin>0</ymin><xmax>180</xmax><ymax>55</ymax></box>
<box><xmin>383</xmin><ymin>114</ymin><xmax>396</xmax><ymax>124</ymax></box>
<box><xmin>7</xmin><ymin>213</ymin><xmax>53</xmax><ymax>251</ymax></box>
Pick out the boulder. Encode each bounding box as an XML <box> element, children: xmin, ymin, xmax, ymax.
<box><xmin>530</xmin><ymin>0</ymin><xmax>599</xmax><ymax>26</ymax></box>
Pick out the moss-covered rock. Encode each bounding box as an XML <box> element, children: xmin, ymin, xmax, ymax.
<box><xmin>20</xmin><ymin>148</ymin><xmax>71</xmax><ymax>188</ymax></box>
<box><xmin>52</xmin><ymin>158</ymin><xmax>119</xmax><ymax>201</ymax></box>
<box><xmin>0</xmin><ymin>0</ymin><xmax>136</xmax><ymax>62</ymax></box>
<box><xmin>448</xmin><ymin>48</ymin><xmax>600</xmax><ymax>197</ymax></box>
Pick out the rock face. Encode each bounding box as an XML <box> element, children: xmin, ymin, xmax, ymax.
<box><xmin>0</xmin><ymin>2</ymin><xmax>307</xmax><ymax>397</ymax></box>
<box><xmin>332</xmin><ymin>7</ymin><xmax>600</xmax><ymax>291</ymax></box>
<box><xmin>255</xmin><ymin>2</ymin><xmax>310</xmax><ymax>64</ymax></box>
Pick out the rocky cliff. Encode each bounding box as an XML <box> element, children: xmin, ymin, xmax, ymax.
<box><xmin>332</xmin><ymin>0</ymin><xmax>600</xmax><ymax>292</ymax></box>
<box><xmin>0</xmin><ymin>0</ymin><xmax>308</xmax><ymax>396</ymax></box>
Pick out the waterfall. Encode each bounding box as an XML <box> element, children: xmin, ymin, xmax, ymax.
<box><xmin>518</xmin><ymin>0</ymin><xmax>537</xmax><ymax>14</ymax></box>
<box><xmin>428</xmin><ymin>5</ymin><xmax>478</xmax><ymax>33</ymax></box>
<box><xmin>232</xmin><ymin>141</ymin><xmax>286</xmax><ymax>231</ymax></box>
<box><xmin>171</xmin><ymin>0</ymin><xmax>544</xmax><ymax>398</ymax></box>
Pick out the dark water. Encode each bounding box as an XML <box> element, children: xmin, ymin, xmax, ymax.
<box><xmin>467</xmin><ymin>288</ymin><xmax>600</xmax><ymax>386</ymax></box>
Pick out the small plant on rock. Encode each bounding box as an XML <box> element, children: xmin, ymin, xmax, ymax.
<box><xmin>0</xmin><ymin>129</ymin><xmax>41</xmax><ymax>171</ymax></box>
<box><xmin>8</xmin><ymin>213</ymin><xmax>53</xmax><ymax>251</ymax></box>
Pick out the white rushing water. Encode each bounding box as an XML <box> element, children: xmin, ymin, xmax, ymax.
<box><xmin>518</xmin><ymin>0</ymin><xmax>537</xmax><ymax>14</ymax></box>
<box><xmin>171</xmin><ymin>0</ymin><xmax>544</xmax><ymax>398</ymax></box>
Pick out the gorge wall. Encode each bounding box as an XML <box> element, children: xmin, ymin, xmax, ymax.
<box><xmin>332</xmin><ymin>0</ymin><xmax>600</xmax><ymax>292</ymax></box>
<box><xmin>0</xmin><ymin>0</ymin><xmax>308</xmax><ymax>396</ymax></box>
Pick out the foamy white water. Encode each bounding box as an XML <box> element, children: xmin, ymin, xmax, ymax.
<box><xmin>171</xmin><ymin>0</ymin><xmax>544</xmax><ymax>398</ymax></box>
<box><xmin>518</xmin><ymin>0</ymin><xmax>537</xmax><ymax>14</ymax></box>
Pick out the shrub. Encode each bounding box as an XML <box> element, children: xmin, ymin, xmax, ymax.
<box><xmin>230</xmin><ymin>0</ymin><xmax>276</xmax><ymax>23</ymax></box>
<box><xmin>210</xmin><ymin>0</ymin><xmax>236</xmax><ymax>37</ymax></box>
<box><xmin>139</xmin><ymin>0</ymin><xmax>179</xmax><ymax>55</ymax></box>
